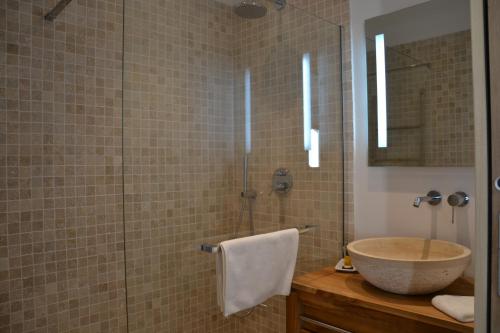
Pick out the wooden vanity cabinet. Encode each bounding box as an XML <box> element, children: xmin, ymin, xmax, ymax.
<box><xmin>286</xmin><ymin>268</ymin><xmax>474</xmax><ymax>333</ymax></box>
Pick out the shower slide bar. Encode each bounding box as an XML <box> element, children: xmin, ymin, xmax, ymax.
<box><xmin>200</xmin><ymin>224</ymin><xmax>319</xmax><ymax>254</ymax></box>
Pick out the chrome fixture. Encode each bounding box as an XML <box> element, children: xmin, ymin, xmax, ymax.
<box><xmin>271</xmin><ymin>168</ymin><xmax>293</xmax><ymax>194</ymax></box>
<box><xmin>235</xmin><ymin>155</ymin><xmax>257</xmax><ymax>237</ymax></box>
<box><xmin>234</xmin><ymin>0</ymin><xmax>287</xmax><ymax>19</ymax></box>
<box><xmin>234</xmin><ymin>1</ymin><xmax>268</xmax><ymax>19</ymax></box>
<box><xmin>44</xmin><ymin>0</ymin><xmax>73</xmax><ymax>21</ymax></box>
<box><xmin>447</xmin><ymin>191</ymin><xmax>470</xmax><ymax>207</ymax></box>
<box><xmin>242</xmin><ymin>155</ymin><xmax>256</xmax><ymax>198</ymax></box>
<box><xmin>274</xmin><ymin>0</ymin><xmax>287</xmax><ymax>11</ymax></box>
<box><xmin>447</xmin><ymin>191</ymin><xmax>469</xmax><ymax>224</ymax></box>
<box><xmin>413</xmin><ymin>190</ymin><xmax>442</xmax><ymax>207</ymax></box>
<box><xmin>200</xmin><ymin>224</ymin><xmax>318</xmax><ymax>253</ymax></box>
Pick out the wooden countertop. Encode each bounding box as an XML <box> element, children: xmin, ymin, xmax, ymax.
<box><xmin>292</xmin><ymin>267</ymin><xmax>474</xmax><ymax>333</ymax></box>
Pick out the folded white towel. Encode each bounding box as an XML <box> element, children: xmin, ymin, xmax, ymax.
<box><xmin>431</xmin><ymin>295</ymin><xmax>474</xmax><ymax>322</ymax></box>
<box><xmin>216</xmin><ymin>229</ymin><xmax>299</xmax><ymax>317</ymax></box>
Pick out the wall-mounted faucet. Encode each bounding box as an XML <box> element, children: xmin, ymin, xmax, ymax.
<box><xmin>413</xmin><ymin>190</ymin><xmax>442</xmax><ymax>207</ymax></box>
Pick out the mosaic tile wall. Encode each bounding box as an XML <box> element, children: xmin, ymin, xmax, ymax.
<box><xmin>122</xmin><ymin>0</ymin><xmax>237</xmax><ymax>332</ymax></box>
<box><xmin>1</xmin><ymin>0</ymin><xmax>353</xmax><ymax>332</ymax></box>
<box><xmin>368</xmin><ymin>30</ymin><xmax>474</xmax><ymax>167</ymax></box>
<box><xmin>1</xmin><ymin>0</ymin><xmax>127</xmax><ymax>332</ymax></box>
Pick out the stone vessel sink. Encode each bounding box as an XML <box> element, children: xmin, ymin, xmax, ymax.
<box><xmin>347</xmin><ymin>237</ymin><xmax>471</xmax><ymax>295</ymax></box>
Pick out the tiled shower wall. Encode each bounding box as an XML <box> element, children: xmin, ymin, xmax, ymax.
<box><xmin>1</xmin><ymin>0</ymin><xmax>127</xmax><ymax>332</ymax></box>
<box><xmin>1</xmin><ymin>1</ymin><xmax>352</xmax><ymax>333</ymax></box>
<box><xmin>122</xmin><ymin>0</ymin><xmax>237</xmax><ymax>332</ymax></box>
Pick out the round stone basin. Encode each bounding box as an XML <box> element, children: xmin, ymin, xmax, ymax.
<box><xmin>347</xmin><ymin>237</ymin><xmax>471</xmax><ymax>295</ymax></box>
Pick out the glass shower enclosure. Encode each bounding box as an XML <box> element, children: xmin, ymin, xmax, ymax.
<box><xmin>122</xmin><ymin>0</ymin><xmax>344</xmax><ymax>332</ymax></box>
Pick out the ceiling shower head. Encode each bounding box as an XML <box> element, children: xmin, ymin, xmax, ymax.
<box><xmin>234</xmin><ymin>0</ymin><xmax>268</xmax><ymax>19</ymax></box>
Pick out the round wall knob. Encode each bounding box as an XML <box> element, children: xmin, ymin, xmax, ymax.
<box><xmin>447</xmin><ymin>192</ymin><xmax>469</xmax><ymax>207</ymax></box>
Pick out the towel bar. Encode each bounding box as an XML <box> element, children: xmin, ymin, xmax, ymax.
<box><xmin>200</xmin><ymin>225</ymin><xmax>319</xmax><ymax>254</ymax></box>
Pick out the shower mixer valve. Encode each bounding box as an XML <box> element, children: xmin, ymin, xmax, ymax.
<box><xmin>270</xmin><ymin>168</ymin><xmax>293</xmax><ymax>195</ymax></box>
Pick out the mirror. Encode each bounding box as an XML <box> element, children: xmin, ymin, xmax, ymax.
<box><xmin>365</xmin><ymin>0</ymin><xmax>474</xmax><ymax>167</ymax></box>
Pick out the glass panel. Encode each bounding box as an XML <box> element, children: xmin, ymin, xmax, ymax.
<box><xmin>123</xmin><ymin>1</ymin><xmax>343</xmax><ymax>332</ymax></box>
<box><xmin>232</xmin><ymin>5</ymin><xmax>344</xmax><ymax>277</ymax></box>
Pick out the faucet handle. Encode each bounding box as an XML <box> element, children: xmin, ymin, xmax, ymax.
<box><xmin>447</xmin><ymin>191</ymin><xmax>469</xmax><ymax>207</ymax></box>
<box><xmin>447</xmin><ymin>192</ymin><xmax>469</xmax><ymax>224</ymax></box>
<box><xmin>271</xmin><ymin>168</ymin><xmax>293</xmax><ymax>195</ymax></box>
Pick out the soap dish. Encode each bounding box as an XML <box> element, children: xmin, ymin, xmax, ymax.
<box><xmin>335</xmin><ymin>258</ymin><xmax>357</xmax><ymax>273</ymax></box>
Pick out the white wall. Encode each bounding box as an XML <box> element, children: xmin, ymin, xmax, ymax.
<box><xmin>350</xmin><ymin>0</ymin><xmax>475</xmax><ymax>276</ymax></box>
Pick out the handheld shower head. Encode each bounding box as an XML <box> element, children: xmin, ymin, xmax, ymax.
<box><xmin>234</xmin><ymin>0</ymin><xmax>267</xmax><ymax>19</ymax></box>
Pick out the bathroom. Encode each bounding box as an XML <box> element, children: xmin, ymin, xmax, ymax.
<box><xmin>0</xmin><ymin>0</ymin><xmax>498</xmax><ymax>332</ymax></box>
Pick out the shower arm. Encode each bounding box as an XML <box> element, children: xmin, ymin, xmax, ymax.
<box><xmin>44</xmin><ymin>0</ymin><xmax>73</xmax><ymax>21</ymax></box>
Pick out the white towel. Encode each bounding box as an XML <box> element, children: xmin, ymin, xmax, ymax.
<box><xmin>216</xmin><ymin>229</ymin><xmax>299</xmax><ymax>317</ymax></box>
<box><xmin>431</xmin><ymin>295</ymin><xmax>474</xmax><ymax>323</ymax></box>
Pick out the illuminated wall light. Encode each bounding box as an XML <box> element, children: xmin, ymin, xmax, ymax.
<box><xmin>245</xmin><ymin>69</ymin><xmax>251</xmax><ymax>154</ymax></box>
<box><xmin>375</xmin><ymin>33</ymin><xmax>388</xmax><ymax>148</ymax></box>
<box><xmin>308</xmin><ymin>129</ymin><xmax>319</xmax><ymax>168</ymax></box>
<box><xmin>302</xmin><ymin>53</ymin><xmax>312</xmax><ymax>151</ymax></box>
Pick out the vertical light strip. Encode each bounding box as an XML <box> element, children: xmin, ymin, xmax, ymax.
<box><xmin>308</xmin><ymin>129</ymin><xmax>319</xmax><ymax>168</ymax></box>
<box><xmin>302</xmin><ymin>53</ymin><xmax>312</xmax><ymax>151</ymax></box>
<box><xmin>375</xmin><ymin>34</ymin><xmax>388</xmax><ymax>148</ymax></box>
<box><xmin>245</xmin><ymin>69</ymin><xmax>251</xmax><ymax>154</ymax></box>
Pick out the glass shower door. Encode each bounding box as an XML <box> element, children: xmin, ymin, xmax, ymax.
<box><xmin>122</xmin><ymin>1</ymin><xmax>344</xmax><ymax>332</ymax></box>
<box><xmin>230</xmin><ymin>8</ymin><xmax>344</xmax><ymax>332</ymax></box>
<box><xmin>232</xmin><ymin>5</ymin><xmax>344</xmax><ymax>275</ymax></box>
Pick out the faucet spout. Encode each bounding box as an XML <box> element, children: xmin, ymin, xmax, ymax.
<box><xmin>413</xmin><ymin>191</ymin><xmax>442</xmax><ymax>208</ymax></box>
<box><xmin>413</xmin><ymin>196</ymin><xmax>427</xmax><ymax>208</ymax></box>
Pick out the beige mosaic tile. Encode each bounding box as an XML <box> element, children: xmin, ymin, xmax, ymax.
<box><xmin>122</xmin><ymin>0</ymin><xmax>238</xmax><ymax>332</ymax></box>
<box><xmin>1</xmin><ymin>0</ymin><xmax>127</xmax><ymax>332</ymax></box>
<box><xmin>2</xmin><ymin>1</ymin><xmax>352</xmax><ymax>333</ymax></box>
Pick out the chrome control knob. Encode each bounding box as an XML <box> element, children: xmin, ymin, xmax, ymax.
<box><xmin>447</xmin><ymin>192</ymin><xmax>470</xmax><ymax>207</ymax></box>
